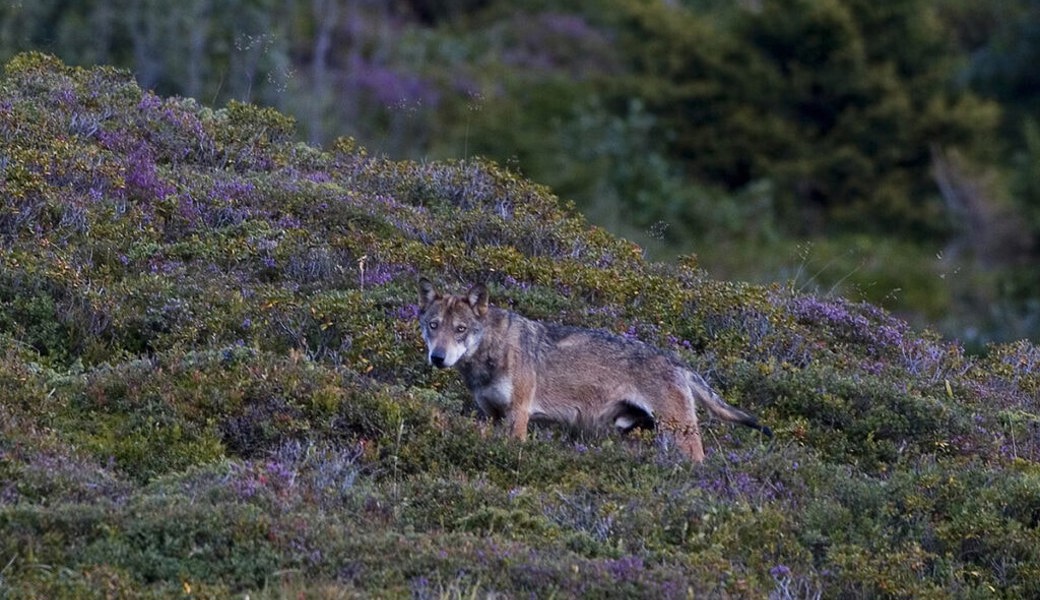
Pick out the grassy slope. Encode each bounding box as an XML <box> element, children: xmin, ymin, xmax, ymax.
<box><xmin>0</xmin><ymin>53</ymin><xmax>1038</xmax><ymax>598</ymax></box>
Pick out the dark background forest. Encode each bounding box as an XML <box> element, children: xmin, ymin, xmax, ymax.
<box><xmin>3</xmin><ymin>0</ymin><xmax>1039</xmax><ymax>348</ymax></box>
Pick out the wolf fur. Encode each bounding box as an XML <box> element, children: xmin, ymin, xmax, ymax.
<box><xmin>417</xmin><ymin>278</ymin><xmax>771</xmax><ymax>462</ymax></box>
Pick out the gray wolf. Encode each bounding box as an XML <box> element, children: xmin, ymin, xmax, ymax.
<box><xmin>417</xmin><ymin>278</ymin><xmax>771</xmax><ymax>462</ymax></box>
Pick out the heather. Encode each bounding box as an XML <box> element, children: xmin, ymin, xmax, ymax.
<box><xmin>5</xmin><ymin>1</ymin><xmax>1040</xmax><ymax>347</ymax></box>
<box><xmin>1</xmin><ymin>54</ymin><xmax>1039</xmax><ymax>598</ymax></box>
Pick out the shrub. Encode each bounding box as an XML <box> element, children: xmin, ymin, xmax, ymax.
<box><xmin>1</xmin><ymin>54</ymin><xmax>1038</xmax><ymax>597</ymax></box>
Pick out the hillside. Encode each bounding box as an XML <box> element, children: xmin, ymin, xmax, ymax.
<box><xmin>0</xmin><ymin>54</ymin><xmax>1038</xmax><ymax>598</ymax></box>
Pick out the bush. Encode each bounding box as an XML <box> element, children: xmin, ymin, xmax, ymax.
<box><xmin>0</xmin><ymin>54</ymin><xmax>1037</xmax><ymax>597</ymax></box>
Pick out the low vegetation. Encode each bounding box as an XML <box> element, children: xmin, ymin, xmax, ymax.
<box><xmin>5</xmin><ymin>0</ymin><xmax>1040</xmax><ymax>345</ymax></box>
<box><xmin>1</xmin><ymin>54</ymin><xmax>1038</xmax><ymax>598</ymax></box>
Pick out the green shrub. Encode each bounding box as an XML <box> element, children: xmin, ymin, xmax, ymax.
<box><xmin>0</xmin><ymin>54</ymin><xmax>1037</xmax><ymax>598</ymax></box>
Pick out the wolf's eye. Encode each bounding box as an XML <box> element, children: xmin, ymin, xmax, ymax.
<box><xmin>428</xmin><ymin>320</ymin><xmax>439</xmax><ymax>330</ymax></box>
<box><xmin>455</xmin><ymin>325</ymin><xmax>467</xmax><ymax>334</ymax></box>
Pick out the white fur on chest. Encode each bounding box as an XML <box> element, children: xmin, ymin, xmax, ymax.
<box><xmin>475</xmin><ymin>377</ymin><xmax>513</xmax><ymax>415</ymax></box>
<box><xmin>473</xmin><ymin>377</ymin><xmax>561</xmax><ymax>422</ymax></box>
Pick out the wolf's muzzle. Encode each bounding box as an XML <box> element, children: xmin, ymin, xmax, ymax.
<box><xmin>430</xmin><ymin>349</ymin><xmax>447</xmax><ymax>368</ymax></box>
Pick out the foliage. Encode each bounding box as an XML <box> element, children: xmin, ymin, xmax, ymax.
<box><xmin>1</xmin><ymin>0</ymin><xmax>1039</xmax><ymax>345</ymax></box>
<box><xmin>0</xmin><ymin>55</ymin><xmax>1039</xmax><ymax>598</ymax></box>
<box><xmin>0</xmin><ymin>0</ymin><xmax>999</xmax><ymax>230</ymax></box>
<box><xmin>609</xmin><ymin>0</ymin><xmax>999</xmax><ymax>237</ymax></box>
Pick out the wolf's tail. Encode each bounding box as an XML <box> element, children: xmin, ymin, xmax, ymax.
<box><xmin>685</xmin><ymin>370</ymin><xmax>773</xmax><ymax>437</ymax></box>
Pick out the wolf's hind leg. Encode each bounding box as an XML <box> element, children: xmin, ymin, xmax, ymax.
<box><xmin>674</xmin><ymin>425</ymin><xmax>705</xmax><ymax>463</ymax></box>
<box><xmin>657</xmin><ymin>388</ymin><xmax>705</xmax><ymax>462</ymax></box>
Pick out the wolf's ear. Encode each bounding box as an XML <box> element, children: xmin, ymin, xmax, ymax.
<box><xmin>466</xmin><ymin>283</ymin><xmax>489</xmax><ymax>317</ymax></box>
<box><xmin>418</xmin><ymin>277</ymin><xmax>438</xmax><ymax>308</ymax></box>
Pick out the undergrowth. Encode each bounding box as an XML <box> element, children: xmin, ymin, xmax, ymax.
<box><xmin>0</xmin><ymin>53</ymin><xmax>1038</xmax><ymax>598</ymax></box>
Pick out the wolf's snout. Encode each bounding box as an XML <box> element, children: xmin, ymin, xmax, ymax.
<box><xmin>430</xmin><ymin>349</ymin><xmax>447</xmax><ymax>368</ymax></box>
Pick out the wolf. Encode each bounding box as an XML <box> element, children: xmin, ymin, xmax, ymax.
<box><xmin>417</xmin><ymin>278</ymin><xmax>772</xmax><ymax>462</ymax></box>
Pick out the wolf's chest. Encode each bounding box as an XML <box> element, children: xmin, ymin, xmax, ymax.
<box><xmin>473</xmin><ymin>377</ymin><xmax>513</xmax><ymax>418</ymax></box>
<box><xmin>458</xmin><ymin>352</ymin><xmax>497</xmax><ymax>389</ymax></box>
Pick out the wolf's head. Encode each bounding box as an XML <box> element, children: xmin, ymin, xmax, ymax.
<box><xmin>417</xmin><ymin>278</ymin><xmax>489</xmax><ymax>368</ymax></box>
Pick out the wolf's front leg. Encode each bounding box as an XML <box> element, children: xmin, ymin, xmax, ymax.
<box><xmin>506</xmin><ymin>370</ymin><xmax>536</xmax><ymax>441</ymax></box>
<box><xmin>507</xmin><ymin>410</ymin><xmax>530</xmax><ymax>441</ymax></box>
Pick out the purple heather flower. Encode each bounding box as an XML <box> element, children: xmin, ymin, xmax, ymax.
<box><xmin>606</xmin><ymin>555</ymin><xmax>645</xmax><ymax>581</ymax></box>
<box><xmin>52</xmin><ymin>88</ymin><xmax>77</xmax><ymax>106</ymax></box>
<box><xmin>137</xmin><ymin>93</ymin><xmax>163</xmax><ymax>112</ymax></box>
<box><xmin>125</xmin><ymin>143</ymin><xmax>174</xmax><ymax>200</ymax></box>
<box><xmin>503</xmin><ymin>275</ymin><xmax>531</xmax><ymax>290</ymax></box>
<box><xmin>365</xmin><ymin>263</ymin><xmax>396</xmax><ymax>286</ymax></box>
<box><xmin>393</xmin><ymin>303</ymin><xmax>420</xmax><ymax>321</ymax></box>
